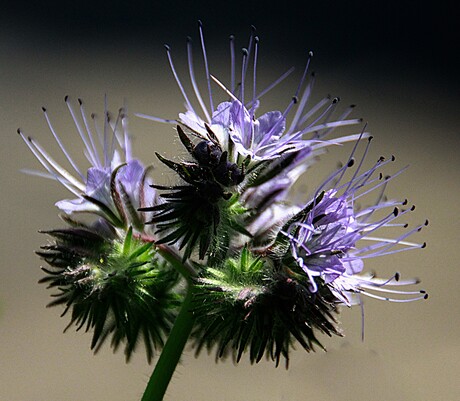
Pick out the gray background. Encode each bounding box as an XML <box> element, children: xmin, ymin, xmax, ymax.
<box><xmin>1</xmin><ymin>1</ymin><xmax>459</xmax><ymax>400</ymax></box>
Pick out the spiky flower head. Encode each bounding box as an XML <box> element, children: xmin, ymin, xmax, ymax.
<box><xmin>19</xmin><ymin>97</ymin><xmax>155</xmax><ymax>231</ymax></box>
<box><xmin>138</xmin><ymin>23</ymin><xmax>364</xmax><ymax>164</ymax></box>
<box><xmin>37</xmin><ymin>224</ymin><xmax>180</xmax><ymax>362</ymax></box>
<box><xmin>192</xmin><ymin>246</ymin><xmax>341</xmax><ymax>367</ymax></box>
<box><xmin>280</xmin><ymin>136</ymin><xmax>428</xmax><ymax>305</ymax></box>
<box><xmin>137</xmin><ymin>23</ymin><xmax>365</xmax><ymax>262</ymax></box>
<box><xmin>20</xmin><ymin>98</ymin><xmax>182</xmax><ymax>361</ymax></box>
<box><xmin>20</xmin><ymin>23</ymin><xmax>428</xmax><ymax>371</ymax></box>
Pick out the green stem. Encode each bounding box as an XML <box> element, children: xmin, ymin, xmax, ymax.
<box><xmin>140</xmin><ymin>283</ymin><xmax>195</xmax><ymax>401</ymax></box>
<box><xmin>156</xmin><ymin>244</ymin><xmax>197</xmax><ymax>282</ymax></box>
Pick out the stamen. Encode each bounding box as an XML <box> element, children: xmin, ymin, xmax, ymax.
<box><xmin>164</xmin><ymin>44</ymin><xmax>196</xmax><ymax>115</ymax></box>
<box><xmin>65</xmin><ymin>96</ymin><xmax>99</xmax><ymax>168</ymax></box>
<box><xmin>297</xmin><ymin>95</ymin><xmax>332</xmax><ymax>128</ymax></box>
<box><xmin>247</xmin><ymin>67</ymin><xmax>295</xmax><ymax>106</ymax></box>
<box><xmin>249</xmin><ymin>36</ymin><xmax>259</xmax><ymax>150</ymax></box>
<box><xmin>78</xmin><ymin>99</ymin><xmax>101</xmax><ymax>169</ymax></box>
<box><xmin>134</xmin><ymin>113</ymin><xmax>177</xmax><ymax>124</ymax></box>
<box><xmin>210</xmin><ymin>75</ymin><xmax>238</xmax><ymax>101</ymax></box>
<box><xmin>18</xmin><ymin>129</ymin><xmax>83</xmax><ymax>194</ymax></box>
<box><xmin>198</xmin><ymin>20</ymin><xmax>214</xmax><ymax>112</ymax></box>
<box><xmin>229</xmin><ymin>34</ymin><xmax>235</xmax><ymax>93</ymax></box>
<box><xmin>240</xmin><ymin>48</ymin><xmax>248</xmax><ymax>141</ymax></box>
<box><xmin>121</xmin><ymin>110</ymin><xmax>131</xmax><ymax>161</ymax></box>
<box><xmin>242</xmin><ymin>25</ymin><xmax>256</xmax><ymax>84</ymax></box>
<box><xmin>343</xmin><ymin>127</ymin><xmax>372</xmax><ymax>194</ymax></box>
<box><xmin>187</xmin><ymin>36</ymin><xmax>211</xmax><ymax>122</ymax></box>
<box><xmin>320</xmin><ymin>104</ymin><xmax>358</xmax><ymax>139</ymax></box>
<box><xmin>289</xmin><ymin>51</ymin><xmax>314</xmax><ymax>133</ymax></box>
<box><xmin>41</xmin><ymin>106</ymin><xmax>85</xmax><ymax>179</ymax></box>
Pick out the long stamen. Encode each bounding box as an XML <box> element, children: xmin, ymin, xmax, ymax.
<box><xmin>187</xmin><ymin>36</ymin><xmax>211</xmax><ymax>122</ymax></box>
<box><xmin>134</xmin><ymin>113</ymin><xmax>177</xmax><ymax>124</ymax></box>
<box><xmin>121</xmin><ymin>109</ymin><xmax>131</xmax><ymax>161</ymax></box>
<box><xmin>198</xmin><ymin>20</ymin><xmax>214</xmax><ymax>113</ymax></box>
<box><xmin>288</xmin><ymin>51</ymin><xmax>314</xmax><ymax>133</ymax></box>
<box><xmin>164</xmin><ymin>44</ymin><xmax>195</xmax><ymax>115</ymax></box>
<box><xmin>240</xmin><ymin>48</ymin><xmax>248</xmax><ymax>144</ymax></box>
<box><xmin>246</xmin><ymin>67</ymin><xmax>295</xmax><ymax>108</ymax></box>
<box><xmin>242</xmin><ymin>25</ymin><xmax>256</xmax><ymax>86</ymax></box>
<box><xmin>229</xmin><ymin>34</ymin><xmax>235</xmax><ymax>93</ymax></box>
<box><xmin>249</xmin><ymin>36</ymin><xmax>259</xmax><ymax>150</ymax></box>
<box><xmin>320</xmin><ymin>103</ymin><xmax>357</xmax><ymax>139</ymax></box>
<box><xmin>343</xmin><ymin>131</ymin><xmax>372</xmax><ymax>194</ymax></box>
<box><xmin>41</xmin><ymin>106</ymin><xmax>85</xmax><ymax>179</ymax></box>
<box><xmin>297</xmin><ymin>96</ymin><xmax>332</xmax><ymax>128</ymax></box>
<box><xmin>65</xmin><ymin>96</ymin><xmax>99</xmax><ymax>168</ymax></box>
<box><xmin>108</xmin><ymin>108</ymin><xmax>124</xmax><ymax>162</ymax></box>
<box><xmin>78</xmin><ymin>99</ymin><xmax>101</xmax><ymax>168</ymax></box>
<box><xmin>18</xmin><ymin>129</ymin><xmax>84</xmax><ymax>194</ymax></box>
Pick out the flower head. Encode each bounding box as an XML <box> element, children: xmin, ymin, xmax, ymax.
<box><xmin>19</xmin><ymin>97</ymin><xmax>155</xmax><ymax>230</ymax></box>
<box><xmin>37</xmin><ymin>225</ymin><xmax>181</xmax><ymax>363</ymax></box>
<box><xmin>281</xmin><ymin>136</ymin><xmax>428</xmax><ymax>304</ymax></box>
<box><xmin>137</xmin><ymin>23</ymin><xmax>363</xmax><ymax>164</ymax></box>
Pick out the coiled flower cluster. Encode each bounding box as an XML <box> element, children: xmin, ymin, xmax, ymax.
<box><xmin>21</xmin><ymin>23</ymin><xmax>427</xmax><ymax>367</ymax></box>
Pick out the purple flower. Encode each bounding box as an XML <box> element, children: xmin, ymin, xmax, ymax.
<box><xmin>283</xmin><ymin>136</ymin><xmax>428</xmax><ymax>303</ymax></box>
<box><xmin>137</xmin><ymin>23</ymin><xmax>364</xmax><ymax>162</ymax></box>
<box><xmin>19</xmin><ymin>97</ymin><xmax>155</xmax><ymax>229</ymax></box>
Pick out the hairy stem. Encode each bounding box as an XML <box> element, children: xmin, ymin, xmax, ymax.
<box><xmin>140</xmin><ymin>283</ymin><xmax>195</xmax><ymax>401</ymax></box>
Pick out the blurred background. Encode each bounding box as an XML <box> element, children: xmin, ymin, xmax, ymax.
<box><xmin>1</xmin><ymin>1</ymin><xmax>459</xmax><ymax>400</ymax></box>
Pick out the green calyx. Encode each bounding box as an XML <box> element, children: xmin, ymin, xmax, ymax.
<box><xmin>192</xmin><ymin>246</ymin><xmax>342</xmax><ymax>367</ymax></box>
<box><xmin>38</xmin><ymin>225</ymin><xmax>181</xmax><ymax>363</ymax></box>
<box><xmin>198</xmin><ymin>245</ymin><xmax>266</xmax><ymax>298</ymax></box>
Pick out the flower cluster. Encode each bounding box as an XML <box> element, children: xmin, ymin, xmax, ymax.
<box><xmin>21</xmin><ymin>23</ymin><xmax>427</xmax><ymax>368</ymax></box>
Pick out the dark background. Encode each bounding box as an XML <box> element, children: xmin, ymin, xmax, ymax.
<box><xmin>2</xmin><ymin>0</ymin><xmax>458</xmax><ymax>80</ymax></box>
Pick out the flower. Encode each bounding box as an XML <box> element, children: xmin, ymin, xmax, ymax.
<box><xmin>37</xmin><ymin>225</ymin><xmax>181</xmax><ymax>363</ymax></box>
<box><xmin>192</xmin><ymin>246</ymin><xmax>341</xmax><ymax>367</ymax></box>
<box><xmin>136</xmin><ymin>23</ymin><xmax>368</xmax><ymax>262</ymax></box>
<box><xmin>281</xmin><ymin>136</ymin><xmax>428</xmax><ymax>304</ymax></box>
<box><xmin>137</xmin><ymin>22</ymin><xmax>364</xmax><ymax>163</ymax></box>
<box><xmin>19</xmin><ymin>97</ymin><xmax>155</xmax><ymax>230</ymax></box>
